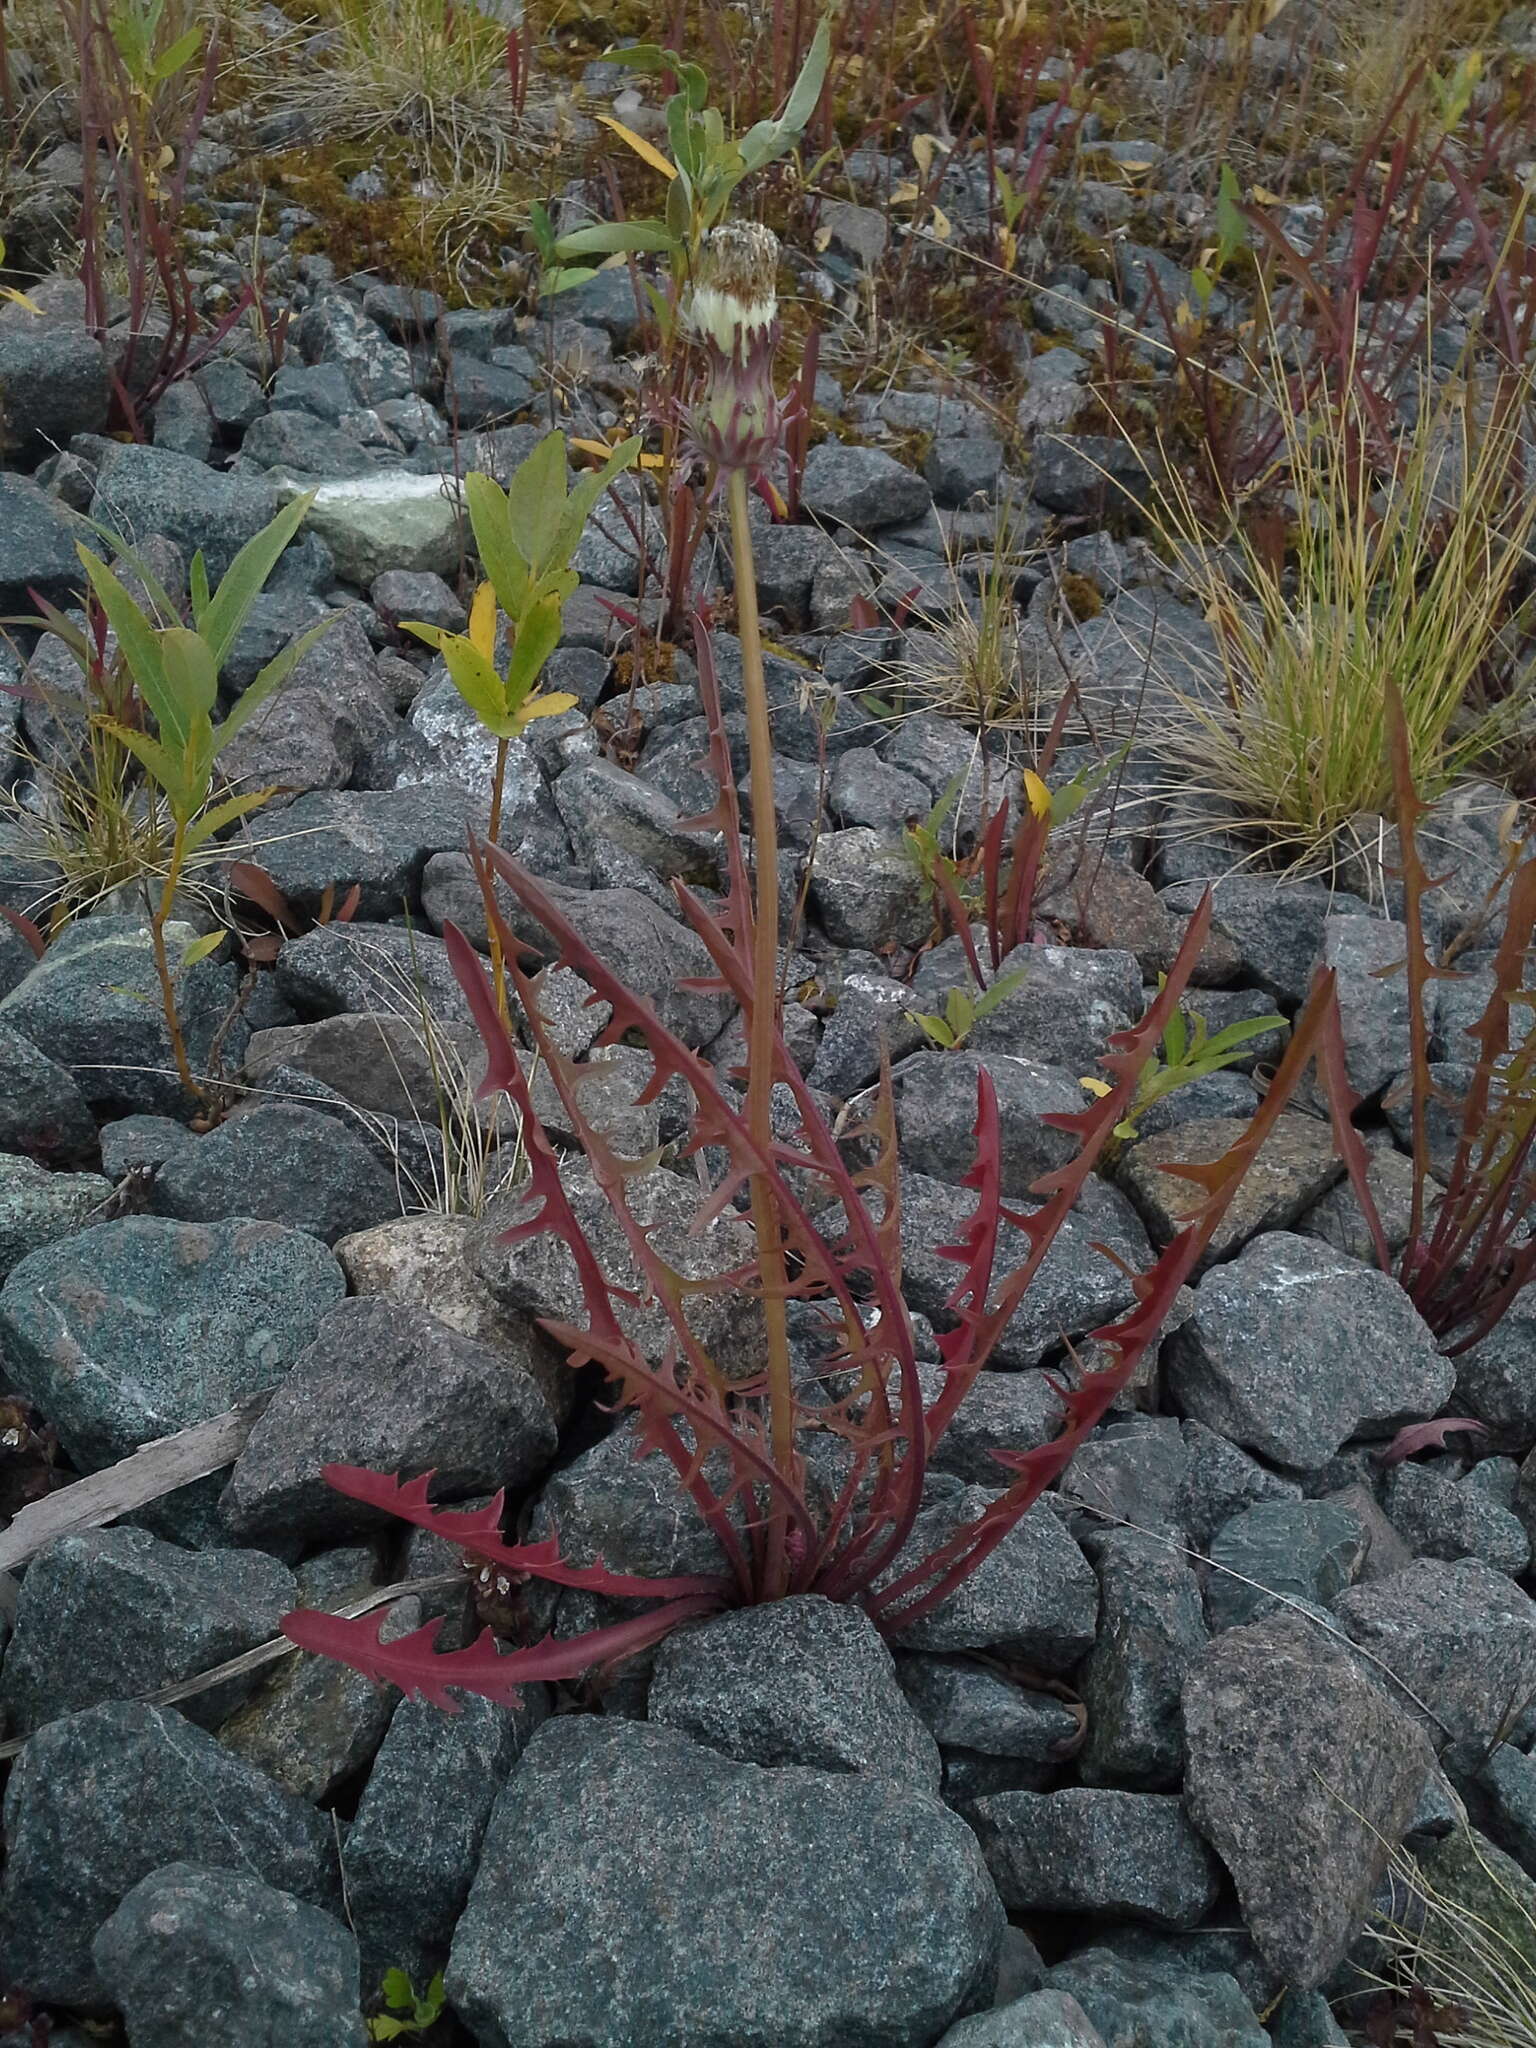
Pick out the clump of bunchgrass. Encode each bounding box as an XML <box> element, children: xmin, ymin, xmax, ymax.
<box><xmin>1367</xmin><ymin>1828</ymin><xmax>1536</xmax><ymax>2048</ymax></box>
<box><xmin>1141</xmin><ymin>345</ymin><xmax>1536</xmax><ymax>876</ymax></box>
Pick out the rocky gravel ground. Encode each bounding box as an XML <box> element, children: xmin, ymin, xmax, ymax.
<box><xmin>3</xmin><ymin>7</ymin><xmax>1536</xmax><ymax>2045</ymax></box>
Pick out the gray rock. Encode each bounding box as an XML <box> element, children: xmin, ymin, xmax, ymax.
<box><xmin>1322</xmin><ymin>915</ymin><xmax>1422</xmax><ymax>1102</ymax></box>
<box><xmin>900</xmin><ymin>1169</ymin><xmax>1151</xmax><ymax>1369</ymax></box>
<box><xmin>89</xmin><ymin>444</ymin><xmax>279</xmax><ymax>581</ymax></box>
<box><xmin>92</xmin><ymin>1863</ymin><xmax>364</xmax><ymax>2048</ymax></box>
<box><xmin>0</xmin><ymin>473</ymin><xmax>94</xmax><ymax>614</ymax></box>
<box><xmin>801</xmin><ymin>442</ymin><xmax>933</xmax><ymax>533</ymax></box>
<box><xmin>937</xmin><ymin>1990</ymin><xmax>1107</xmax><ymax>2048</ymax></box>
<box><xmin>969</xmin><ymin>1787</ymin><xmax>1223</xmax><ymax>1926</ymax></box>
<box><xmin>242</xmin><ymin>1008</ymin><xmax>480</xmax><ymax>1128</ymax></box>
<box><xmin>554</xmin><ymin>756</ymin><xmax>720</xmax><ymax>888</ymax></box>
<box><xmin>1384</xmin><ymin>1461</ymin><xmax>1531</xmax><ymax>1574</ymax></box>
<box><xmin>1442</xmin><ymin>1738</ymin><xmax>1536</xmax><ymax>1874</ymax></box>
<box><xmin>649</xmin><ymin>1596</ymin><xmax>941</xmax><ymax>1790</ymax></box>
<box><xmin>446</xmin><ymin>1714</ymin><xmax>1003</xmax><ymax>2047</ymax></box>
<box><xmin>1183</xmin><ymin>1610</ymin><xmax>1435</xmax><ymax>1987</ymax></box>
<box><xmin>1060</xmin><ymin>1416</ymin><xmax>1193</xmax><ymax>1544</ymax></box>
<box><xmin>443</xmin><ymin>352</ymin><xmax>535</xmax><ymax>427</ymax></box>
<box><xmin>98</xmin><ymin>1111</ymin><xmax>196</xmax><ymax>1177</ymax></box>
<box><xmin>0</xmin><ymin>1018</ymin><xmax>97</xmax><ymax>1164</ymax></box>
<box><xmin>297</xmin><ymin>291</ymin><xmax>414</xmax><ymax>404</ymax></box>
<box><xmin>927</xmin><ymin>436</ymin><xmax>1006</xmax><ymax>506</ymax></box>
<box><xmin>271</xmin><ymin>360</ymin><xmax>356</xmax><ymax>420</ymax></box>
<box><xmin>1159</xmin><ymin>879</ymin><xmax>1369</xmax><ymax>1008</ymax></box>
<box><xmin>954</xmin><ymin>946</ymin><xmax>1143</xmax><ymax>1070</ymax></box>
<box><xmin>1205</xmin><ymin>1497</ymin><xmax>1370</xmax><ymax>1631</ymax></box>
<box><xmin>150</xmin><ymin>1101</ymin><xmax>401</xmax><ymax>1243</ymax></box>
<box><xmin>807</xmin><ymin>970</ymin><xmax>925</xmax><ymax>1099</ymax></box>
<box><xmin>334</xmin><ymin>1209</ymin><xmax>574</xmax><ymax>1423</ymax></box>
<box><xmin>894</xmin><ymin>1050</ymin><xmax>1082</xmax><ymax>1195</ymax></box>
<box><xmin>1455</xmin><ymin>1292</ymin><xmax>1536</xmax><ymax>1446</ymax></box>
<box><xmin>1030</xmin><ymin>434</ymin><xmax>1149</xmax><ymax>516</ymax></box>
<box><xmin>346</xmin><ymin>1681</ymin><xmax>549</xmax><ymax>1984</ymax></box>
<box><xmin>1177</xmin><ymin>1419</ymin><xmax>1301</xmax><ymax>1549</ymax></box>
<box><xmin>0</xmin><ymin>305</ymin><xmax>109</xmax><ymax>462</ymax></box>
<box><xmin>1119</xmin><ymin>1114</ymin><xmax>1340</xmax><ymax>1266</ymax></box>
<box><xmin>277</xmin><ymin>918</ymin><xmax>474</xmax><ymax>1027</ymax></box>
<box><xmin>222</xmin><ymin>1295</ymin><xmax>556</xmax><ymax>1548</ymax></box>
<box><xmin>897</xmin><ymin>1652</ymin><xmax>1083</xmax><ymax>1764</ymax></box>
<box><xmin>1046</xmin><ymin>1949</ymin><xmax>1267</xmax><ymax>2048</ymax></box>
<box><xmin>0</xmin><ymin>1526</ymin><xmax>294</xmax><ymax>1736</ymax></box>
<box><xmin>0</xmin><ymin>1214</ymin><xmax>345</xmax><ymax>1471</ymax></box>
<box><xmin>241</xmin><ymin>408</ymin><xmax>382</xmax><ymax>474</ymax></box>
<box><xmin>1166</xmin><ymin>1233</ymin><xmax>1453</xmax><ymax>1470</ymax></box>
<box><xmin>0</xmin><ymin>913</ymin><xmax>242</xmax><ymax>1120</ymax></box>
<box><xmin>744</xmin><ymin>522</ymin><xmax>849</xmax><ymax>628</ymax></box>
<box><xmin>1079</xmin><ymin>1528</ymin><xmax>1206</xmax><ymax>1787</ymax></box>
<box><xmin>884</xmin><ymin>1489</ymin><xmax>1099</xmax><ymax>1666</ymax></box>
<box><xmin>1333</xmin><ymin>1556</ymin><xmax>1536</xmax><ymax>1740</ymax></box>
<box><xmin>829</xmin><ymin>745</ymin><xmax>933</xmax><ymax>831</ymax></box>
<box><xmin>194</xmin><ymin>357</ymin><xmax>266</xmax><ymax>433</ymax></box>
<box><xmin>922</xmin><ymin>1366</ymin><xmax>1064</xmax><ymax>1486</ymax></box>
<box><xmin>0</xmin><ymin>1152</ymin><xmax>109</xmax><ymax>1281</ymax></box>
<box><xmin>809</xmin><ymin>826</ymin><xmax>929</xmax><ymax>950</ymax></box>
<box><xmin>284</xmin><ymin>469</ymin><xmax>461</xmax><ymax>584</ymax></box>
<box><xmin>0</xmin><ymin>1699</ymin><xmax>339</xmax><ymax>2010</ymax></box>
<box><xmin>219</xmin><ymin>585</ymin><xmax>330</xmax><ymax>690</ymax></box>
<box><xmin>370</xmin><ymin>564</ymin><xmax>466</xmax><ymax>631</ymax></box>
<box><xmin>221</xmin><ymin>608</ymin><xmax>395</xmax><ymax>794</ymax></box>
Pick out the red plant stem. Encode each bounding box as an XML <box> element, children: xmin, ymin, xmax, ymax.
<box><xmin>727</xmin><ymin>465</ymin><xmax>796</xmax><ymax>1600</ymax></box>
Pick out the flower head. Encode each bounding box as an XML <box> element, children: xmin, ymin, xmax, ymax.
<box><xmin>686</xmin><ymin>221</ymin><xmax>785</xmax><ymax>479</ymax></box>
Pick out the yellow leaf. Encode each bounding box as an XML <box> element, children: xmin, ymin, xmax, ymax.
<box><xmin>516</xmin><ymin>690</ymin><xmax>578</xmax><ymax>727</ymax></box>
<box><xmin>595</xmin><ymin>114</ymin><xmax>677</xmax><ymax>181</ymax></box>
<box><xmin>1079</xmin><ymin>1076</ymin><xmax>1113</xmax><ymax>1098</ymax></box>
<box><xmin>569</xmin><ymin>435</ymin><xmax>621</xmax><ymax>463</ymax></box>
<box><xmin>912</xmin><ymin>133</ymin><xmax>940</xmax><ymax>177</ymax></box>
<box><xmin>468</xmin><ymin>580</ymin><xmax>498</xmax><ymax>662</ymax></box>
<box><xmin>890</xmin><ymin>180</ymin><xmax>920</xmax><ymax>205</ymax></box>
<box><xmin>1251</xmin><ymin>184</ymin><xmax>1283</xmax><ymax>205</ymax></box>
<box><xmin>1022</xmin><ymin>768</ymin><xmax>1052</xmax><ymax>819</ymax></box>
<box><xmin>930</xmin><ymin>205</ymin><xmax>952</xmax><ymax>241</ymax></box>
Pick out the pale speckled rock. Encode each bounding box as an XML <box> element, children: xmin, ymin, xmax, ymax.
<box><xmin>1166</xmin><ymin>1232</ymin><xmax>1452</xmax><ymax>1470</ymax></box>
<box><xmin>1333</xmin><ymin>1557</ymin><xmax>1536</xmax><ymax>1741</ymax></box>
<box><xmin>937</xmin><ymin>1989</ymin><xmax>1108</xmax><ymax>2048</ymax></box>
<box><xmin>0</xmin><ymin>1153</ymin><xmax>109</xmax><ymax>1281</ymax></box>
<box><xmin>1119</xmin><ymin>1114</ymin><xmax>1341</xmax><ymax>1266</ymax></box>
<box><xmin>1182</xmin><ymin>1611</ymin><xmax>1436</xmax><ymax>1988</ymax></box>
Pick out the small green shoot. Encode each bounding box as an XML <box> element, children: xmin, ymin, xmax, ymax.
<box><xmin>907</xmin><ymin>967</ymin><xmax>1029</xmax><ymax>1050</ymax></box>
<box><xmin>369</xmin><ymin>1968</ymin><xmax>446</xmax><ymax>2041</ymax></box>
<box><xmin>1084</xmin><ymin>984</ymin><xmax>1284</xmax><ymax>1151</ymax></box>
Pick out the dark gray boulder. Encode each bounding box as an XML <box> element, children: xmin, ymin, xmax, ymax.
<box><xmin>446</xmin><ymin>1715</ymin><xmax>1003</xmax><ymax>2047</ymax></box>
<box><xmin>92</xmin><ymin>1864</ymin><xmax>364</xmax><ymax>2048</ymax></box>
<box><xmin>968</xmin><ymin>1787</ymin><xmax>1223</xmax><ymax>1927</ymax></box>
<box><xmin>150</xmin><ymin>1100</ymin><xmax>402</xmax><ymax>1244</ymax></box>
<box><xmin>0</xmin><ymin>1700</ymin><xmax>339</xmax><ymax>2010</ymax></box>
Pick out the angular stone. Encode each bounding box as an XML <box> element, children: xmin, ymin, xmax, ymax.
<box><xmin>1205</xmin><ymin>1497</ymin><xmax>1370</xmax><ymax>1631</ymax></box>
<box><xmin>0</xmin><ymin>1700</ymin><xmax>338</xmax><ymax>2010</ymax></box>
<box><xmin>0</xmin><ymin>1019</ymin><xmax>97</xmax><ymax>1165</ymax></box>
<box><xmin>89</xmin><ymin>444</ymin><xmax>278</xmax><ymax>580</ymax></box>
<box><xmin>884</xmin><ymin>1489</ymin><xmax>1098</xmax><ymax>1667</ymax></box>
<box><xmin>895</xmin><ymin>1050</ymin><xmax>1082</xmax><ymax>1196</ymax></box>
<box><xmin>1383</xmin><ymin>1461</ymin><xmax>1531</xmax><ymax>1575</ymax></box>
<box><xmin>151</xmin><ymin>1101</ymin><xmax>401</xmax><ymax>1244</ymax></box>
<box><xmin>280</xmin><ymin>470</ymin><xmax>461</xmax><ymax>583</ymax></box>
<box><xmin>1183</xmin><ymin>1611</ymin><xmax>1436</xmax><ymax>1988</ymax></box>
<box><xmin>222</xmin><ymin>1296</ymin><xmax>557</xmax><ymax>1549</ymax></box>
<box><xmin>0</xmin><ymin>1152</ymin><xmax>109</xmax><ymax>1281</ymax></box>
<box><xmin>346</xmin><ymin>1681</ymin><xmax>549</xmax><ymax>1985</ymax></box>
<box><xmin>1119</xmin><ymin>1114</ymin><xmax>1341</xmax><ymax>1266</ymax></box>
<box><xmin>897</xmin><ymin>1652</ymin><xmax>1083</xmax><ymax>1765</ymax></box>
<box><xmin>1455</xmin><ymin>1291</ymin><xmax>1536</xmax><ymax>1447</ymax></box>
<box><xmin>0</xmin><ymin>1215</ymin><xmax>344</xmax><ymax>1472</ymax></box>
<box><xmin>801</xmin><ymin>442</ymin><xmax>933</xmax><ymax>533</ymax></box>
<box><xmin>0</xmin><ymin>913</ymin><xmax>242</xmax><ymax>1120</ymax></box>
<box><xmin>649</xmin><ymin>1596</ymin><xmax>941</xmax><ymax>1791</ymax></box>
<box><xmin>1079</xmin><ymin>1528</ymin><xmax>1206</xmax><ymax>1788</ymax></box>
<box><xmin>809</xmin><ymin>826</ymin><xmax>929</xmax><ymax>950</ymax></box>
<box><xmin>238</xmin><ymin>786</ymin><xmax>477</xmax><ymax>921</ymax></box>
<box><xmin>92</xmin><ymin>1863</ymin><xmax>365</xmax><ymax>2048</ymax></box>
<box><xmin>969</xmin><ymin>1788</ymin><xmax>1223</xmax><ymax>1927</ymax></box>
<box><xmin>1322</xmin><ymin>915</ymin><xmax>1422</xmax><ymax>1102</ymax></box>
<box><xmin>958</xmin><ymin>947</ymin><xmax>1143</xmax><ymax>1071</ymax></box>
<box><xmin>1178</xmin><ymin>1420</ymin><xmax>1302</xmax><ymax>1549</ymax></box>
<box><xmin>1046</xmin><ymin>1949</ymin><xmax>1268</xmax><ymax>2048</ymax></box>
<box><xmin>277</xmin><ymin>920</ymin><xmax>474</xmax><ymax>1027</ymax></box>
<box><xmin>334</xmin><ymin>1210</ymin><xmax>573</xmax><ymax>1422</ymax></box>
<box><xmin>0</xmin><ymin>474</ymin><xmax>94</xmax><ymax>615</ymax></box>
<box><xmin>1333</xmin><ymin>1557</ymin><xmax>1536</xmax><ymax>1741</ymax></box>
<box><xmin>1166</xmin><ymin>1233</ymin><xmax>1453</xmax><ymax>1470</ymax></box>
<box><xmin>1159</xmin><ymin>879</ymin><xmax>1370</xmax><ymax>1008</ymax></box>
<box><xmin>937</xmin><ymin>1989</ymin><xmax>1107</xmax><ymax>2048</ymax></box>
<box><xmin>0</xmin><ymin>1526</ymin><xmax>293</xmax><ymax>1737</ymax></box>
<box><xmin>446</xmin><ymin>1716</ymin><xmax>1003</xmax><ymax>2048</ymax></box>
<box><xmin>554</xmin><ymin>756</ymin><xmax>720</xmax><ymax>889</ymax></box>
